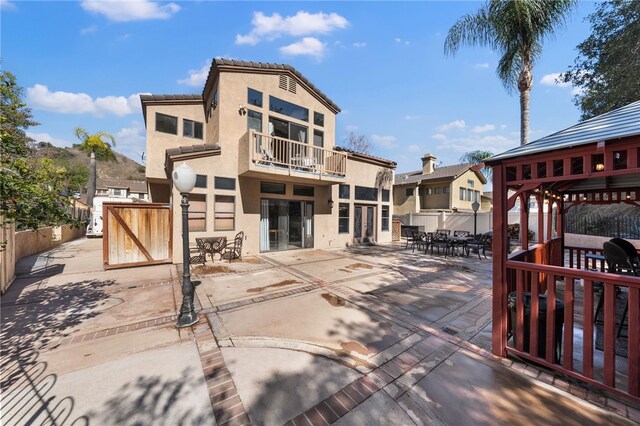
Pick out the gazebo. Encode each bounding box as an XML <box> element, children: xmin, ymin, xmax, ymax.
<box><xmin>487</xmin><ymin>100</ymin><xmax>640</xmax><ymax>403</ymax></box>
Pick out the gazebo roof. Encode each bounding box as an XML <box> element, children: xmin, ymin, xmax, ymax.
<box><xmin>490</xmin><ymin>100</ymin><xmax>640</xmax><ymax>162</ymax></box>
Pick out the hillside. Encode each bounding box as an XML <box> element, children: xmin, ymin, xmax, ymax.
<box><xmin>34</xmin><ymin>143</ymin><xmax>145</xmax><ymax>181</ymax></box>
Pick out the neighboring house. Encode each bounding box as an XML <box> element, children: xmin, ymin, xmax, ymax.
<box><xmin>94</xmin><ymin>178</ymin><xmax>149</xmax><ymax>201</ymax></box>
<box><xmin>393</xmin><ymin>153</ymin><xmax>488</xmax><ymax>215</ymax></box>
<box><xmin>141</xmin><ymin>59</ymin><xmax>396</xmax><ymax>260</ymax></box>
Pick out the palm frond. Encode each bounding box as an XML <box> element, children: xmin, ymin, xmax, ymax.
<box><xmin>444</xmin><ymin>5</ymin><xmax>495</xmax><ymax>55</ymax></box>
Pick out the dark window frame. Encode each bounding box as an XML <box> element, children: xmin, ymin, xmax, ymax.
<box><xmin>195</xmin><ymin>174</ymin><xmax>207</xmax><ymax>188</ymax></box>
<box><xmin>382</xmin><ymin>189</ymin><xmax>390</xmax><ymax>202</ymax></box>
<box><xmin>214</xmin><ymin>194</ymin><xmax>235</xmax><ymax>231</ymax></box>
<box><xmin>269</xmin><ymin>95</ymin><xmax>309</xmax><ymax>122</ymax></box>
<box><xmin>214</xmin><ymin>176</ymin><xmax>236</xmax><ymax>191</ymax></box>
<box><xmin>355</xmin><ymin>186</ymin><xmax>378</xmax><ymax>201</ymax></box>
<box><xmin>248</xmin><ymin>88</ymin><xmax>263</xmax><ymax>108</ymax></box>
<box><xmin>261</xmin><ymin>181</ymin><xmax>286</xmax><ymax>194</ymax></box>
<box><xmin>183</xmin><ymin>118</ymin><xmax>203</xmax><ymax>139</ymax></box>
<box><xmin>314</xmin><ymin>111</ymin><xmax>324</xmax><ymax>127</ymax></box>
<box><xmin>293</xmin><ymin>185</ymin><xmax>314</xmax><ymax>197</ymax></box>
<box><xmin>339</xmin><ymin>184</ymin><xmax>350</xmax><ymax>199</ymax></box>
<box><xmin>188</xmin><ymin>193</ymin><xmax>207</xmax><ymax>232</ymax></box>
<box><xmin>381</xmin><ymin>205</ymin><xmax>389</xmax><ymax>231</ymax></box>
<box><xmin>338</xmin><ymin>203</ymin><xmax>349</xmax><ymax>234</ymax></box>
<box><xmin>156</xmin><ymin>112</ymin><xmax>178</xmax><ymax>135</ymax></box>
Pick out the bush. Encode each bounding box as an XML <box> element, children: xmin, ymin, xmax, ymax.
<box><xmin>508</xmin><ymin>223</ymin><xmax>535</xmax><ymax>241</ymax></box>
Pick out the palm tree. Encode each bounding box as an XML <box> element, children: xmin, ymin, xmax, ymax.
<box><xmin>445</xmin><ymin>0</ymin><xmax>576</xmax><ymax>145</ymax></box>
<box><xmin>460</xmin><ymin>150</ymin><xmax>493</xmax><ymax>181</ymax></box>
<box><xmin>74</xmin><ymin>128</ymin><xmax>116</xmax><ymax>207</ymax></box>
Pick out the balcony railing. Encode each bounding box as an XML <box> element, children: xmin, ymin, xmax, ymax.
<box><xmin>249</xmin><ymin>130</ymin><xmax>347</xmax><ymax>177</ymax></box>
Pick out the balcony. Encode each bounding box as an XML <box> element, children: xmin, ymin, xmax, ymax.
<box><xmin>239</xmin><ymin>130</ymin><xmax>347</xmax><ymax>184</ymax></box>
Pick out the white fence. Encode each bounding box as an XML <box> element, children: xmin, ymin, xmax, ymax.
<box><xmin>395</xmin><ymin>210</ymin><xmax>549</xmax><ymax>241</ymax></box>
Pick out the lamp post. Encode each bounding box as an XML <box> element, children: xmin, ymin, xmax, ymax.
<box><xmin>172</xmin><ymin>163</ymin><xmax>198</xmax><ymax>328</ymax></box>
<box><xmin>472</xmin><ymin>200</ymin><xmax>480</xmax><ymax>237</ymax></box>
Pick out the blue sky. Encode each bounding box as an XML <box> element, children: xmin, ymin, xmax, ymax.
<box><xmin>2</xmin><ymin>0</ymin><xmax>595</xmax><ymax>173</ymax></box>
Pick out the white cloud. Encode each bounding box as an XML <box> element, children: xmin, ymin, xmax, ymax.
<box><xmin>500</xmin><ymin>124</ymin><xmax>507</xmax><ymax>130</ymax></box>
<box><xmin>279</xmin><ymin>37</ymin><xmax>326</xmax><ymax>59</ymax></box>
<box><xmin>80</xmin><ymin>25</ymin><xmax>98</xmax><ymax>35</ymax></box>
<box><xmin>473</xmin><ymin>124</ymin><xmax>495</xmax><ymax>133</ymax></box>
<box><xmin>371</xmin><ymin>134</ymin><xmax>397</xmax><ymax>149</ymax></box>
<box><xmin>0</xmin><ymin>0</ymin><xmax>15</xmax><ymax>10</ymax></box>
<box><xmin>26</xmin><ymin>84</ymin><xmax>147</xmax><ymax>117</ymax></box>
<box><xmin>404</xmin><ymin>115</ymin><xmax>420</xmax><ymax>121</ymax></box>
<box><xmin>235</xmin><ymin>11</ymin><xmax>348</xmax><ymax>45</ymax></box>
<box><xmin>394</xmin><ymin>37</ymin><xmax>409</xmax><ymax>45</ymax></box>
<box><xmin>116</xmin><ymin>121</ymin><xmax>147</xmax><ymax>161</ymax></box>
<box><xmin>407</xmin><ymin>144</ymin><xmax>421</xmax><ymax>153</ymax></box>
<box><xmin>178</xmin><ymin>60</ymin><xmax>211</xmax><ymax>87</ymax></box>
<box><xmin>540</xmin><ymin>72</ymin><xmax>570</xmax><ymax>87</ymax></box>
<box><xmin>81</xmin><ymin>0</ymin><xmax>180</xmax><ymax>22</ymax></box>
<box><xmin>473</xmin><ymin>63</ymin><xmax>489</xmax><ymax>69</ymax></box>
<box><xmin>353</xmin><ymin>42</ymin><xmax>366</xmax><ymax>48</ymax></box>
<box><xmin>431</xmin><ymin>133</ymin><xmax>447</xmax><ymax>142</ymax></box>
<box><xmin>436</xmin><ymin>134</ymin><xmax>516</xmax><ymax>154</ymax></box>
<box><xmin>26</xmin><ymin>132</ymin><xmax>73</xmax><ymax>147</ymax></box>
<box><xmin>437</xmin><ymin>120</ymin><xmax>466</xmax><ymax>132</ymax></box>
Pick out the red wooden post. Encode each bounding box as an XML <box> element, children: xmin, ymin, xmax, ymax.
<box><xmin>492</xmin><ymin>164</ymin><xmax>509</xmax><ymax>357</ymax></box>
<box><xmin>628</xmin><ymin>286</ymin><xmax>639</xmax><ymax>396</ymax></box>
<box><xmin>603</xmin><ymin>282</ymin><xmax>616</xmax><ymax>386</ymax></box>
<box><xmin>520</xmin><ymin>193</ymin><xmax>529</xmax><ymax>251</ymax></box>
<box><xmin>516</xmin><ymin>269</ymin><xmax>525</xmax><ymax>352</ymax></box>
<box><xmin>583</xmin><ymin>279</ymin><xmax>594</xmax><ymax>379</ymax></box>
<box><xmin>537</xmin><ymin>194</ymin><xmax>544</xmax><ymax>245</ymax></box>
<box><xmin>563</xmin><ymin>277</ymin><xmax>575</xmax><ymax>370</ymax></box>
<box><xmin>530</xmin><ymin>276</ymin><xmax>540</xmax><ymax>358</ymax></box>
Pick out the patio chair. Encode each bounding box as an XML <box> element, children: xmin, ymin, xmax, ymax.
<box><xmin>609</xmin><ymin>237</ymin><xmax>640</xmax><ymax>268</ymax></box>
<box><xmin>431</xmin><ymin>231</ymin><xmax>450</xmax><ymax>256</ymax></box>
<box><xmin>190</xmin><ymin>238</ymin><xmax>208</xmax><ymax>266</ymax></box>
<box><xmin>220</xmin><ymin>231</ymin><xmax>244</xmax><ymax>262</ymax></box>
<box><xmin>402</xmin><ymin>228</ymin><xmax>416</xmax><ymax>249</ymax></box>
<box><xmin>466</xmin><ymin>231</ymin><xmax>492</xmax><ymax>259</ymax></box>
<box><xmin>603</xmin><ymin>241</ymin><xmax>637</xmax><ymax>337</ymax></box>
<box><xmin>436</xmin><ymin>229</ymin><xmax>451</xmax><ymax>236</ymax></box>
<box><xmin>453</xmin><ymin>230</ymin><xmax>471</xmax><ymax>237</ymax></box>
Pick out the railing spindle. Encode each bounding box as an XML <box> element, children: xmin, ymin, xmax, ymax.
<box><xmin>563</xmin><ymin>277</ymin><xmax>575</xmax><ymax>370</ymax></box>
<box><xmin>582</xmin><ymin>279</ymin><xmax>594</xmax><ymax>379</ymax></box>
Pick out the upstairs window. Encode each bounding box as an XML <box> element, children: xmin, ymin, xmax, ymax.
<box><xmin>195</xmin><ymin>174</ymin><xmax>207</xmax><ymax>188</ymax></box>
<box><xmin>314</xmin><ymin>112</ymin><xmax>324</xmax><ymax>127</ymax></box>
<box><xmin>467</xmin><ymin>179</ymin><xmax>474</xmax><ymax>188</ymax></box>
<box><xmin>156</xmin><ymin>113</ymin><xmax>177</xmax><ymax>135</ymax></box>
<box><xmin>339</xmin><ymin>184</ymin><xmax>350</xmax><ymax>199</ymax></box>
<box><xmin>355</xmin><ymin>186</ymin><xmax>378</xmax><ymax>201</ymax></box>
<box><xmin>248</xmin><ymin>110</ymin><xmax>262</xmax><ymax>132</ymax></box>
<box><xmin>382</xmin><ymin>189</ymin><xmax>390</xmax><ymax>202</ymax></box>
<box><xmin>269</xmin><ymin>96</ymin><xmax>309</xmax><ymax>121</ymax></box>
<box><xmin>248</xmin><ymin>88</ymin><xmax>263</xmax><ymax>108</ymax></box>
<box><xmin>183</xmin><ymin>119</ymin><xmax>203</xmax><ymax>139</ymax></box>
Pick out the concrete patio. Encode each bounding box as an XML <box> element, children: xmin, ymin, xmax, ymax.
<box><xmin>1</xmin><ymin>237</ymin><xmax>637</xmax><ymax>425</ymax></box>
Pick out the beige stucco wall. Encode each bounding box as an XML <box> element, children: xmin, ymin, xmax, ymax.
<box><xmin>145</xmin><ymin>102</ymin><xmax>206</xmax><ymax>180</ymax></box>
<box><xmin>451</xmin><ymin>170</ymin><xmax>485</xmax><ymax>211</ymax></box>
<box><xmin>418</xmin><ymin>182</ymin><xmax>450</xmax><ymax>210</ymax></box>
<box><xmin>393</xmin><ymin>184</ymin><xmax>419</xmax><ymax>215</ymax></box>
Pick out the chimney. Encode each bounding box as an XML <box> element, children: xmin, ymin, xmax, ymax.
<box><xmin>421</xmin><ymin>153</ymin><xmax>436</xmax><ymax>175</ymax></box>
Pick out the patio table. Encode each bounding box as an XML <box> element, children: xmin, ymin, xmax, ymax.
<box><xmin>196</xmin><ymin>236</ymin><xmax>227</xmax><ymax>262</ymax></box>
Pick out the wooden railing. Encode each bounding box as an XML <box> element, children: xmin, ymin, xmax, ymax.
<box><xmin>504</xmin><ymin>245</ymin><xmax>639</xmax><ymax>403</ymax></box>
<box><xmin>249</xmin><ymin>130</ymin><xmax>347</xmax><ymax>177</ymax></box>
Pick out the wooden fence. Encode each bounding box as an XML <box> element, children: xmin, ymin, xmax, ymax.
<box><xmin>103</xmin><ymin>203</ymin><xmax>172</xmax><ymax>269</ymax></box>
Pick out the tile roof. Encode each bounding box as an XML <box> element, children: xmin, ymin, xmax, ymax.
<box><xmin>334</xmin><ymin>146</ymin><xmax>397</xmax><ymax>167</ymax></box>
<box><xmin>394</xmin><ymin>163</ymin><xmax>472</xmax><ymax>185</ymax></box>
<box><xmin>140</xmin><ymin>94</ymin><xmax>202</xmax><ymax>102</ymax></box>
<box><xmin>165</xmin><ymin>144</ymin><xmax>221</xmax><ymax>157</ymax></box>
<box><xmin>489</xmin><ymin>100</ymin><xmax>640</xmax><ymax>162</ymax></box>
<box><xmin>203</xmin><ymin>58</ymin><xmax>341</xmax><ymax>113</ymax></box>
<box><xmin>96</xmin><ymin>178</ymin><xmax>147</xmax><ymax>193</ymax></box>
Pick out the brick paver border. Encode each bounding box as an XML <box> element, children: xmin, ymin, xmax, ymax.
<box><xmin>192</xmin><ymin>319</ymin><xmax>252</xmax><ymax>426</ymax></box>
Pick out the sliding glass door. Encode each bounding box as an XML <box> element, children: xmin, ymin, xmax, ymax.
<box><xmin>260</xmin><ymin>199</ymin><xmax>314</xmax><ymax>252</ymax></box>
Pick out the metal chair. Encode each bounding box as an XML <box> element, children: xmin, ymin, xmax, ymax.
<box><xmin>466</xmin><ymin>231</ymin><xmax>492</xmax><ymax>259</ymax></box>
<box><xmin>402</xmin><ymin>228</ymin><xmax>416</xmax><ymax>249</ymax></box>
<box><xmin>220</xmin><ymin>231</ymin><xmax>244</xmax><ymax>262</ymax></box>
<box><xmin>190</xmin><ymin>238</ymin><xmax>208</xmax><ymax>266</ymax></box>
<box><xmin>603</xmin><ymin>241</ymin><xmax>637</xmax><ymax>337</ymax></box>
<box><xmin>609</xmin><ymin>237</ymin><xmax>640</xmax><ymax>268</ymax></box>
<box><xmin>431</xmin><ymin>231</ymin><xmax>450</xmax><ymax>256</ymax></box>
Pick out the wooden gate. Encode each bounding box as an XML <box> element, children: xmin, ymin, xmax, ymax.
<box><xmin>103</xmin><ymin>203</ymin><xmax>172</xmax><ymax>270</ymax></box>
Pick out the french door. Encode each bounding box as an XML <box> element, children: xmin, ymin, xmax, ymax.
<box><xmin>354</xmin><ymin>205</ymin><xmax>376</xmax><ymax>244</ymax></box>
<box><xmin>260</xmin><ymin>199</ymin><xmax>314</xmax><ymax>252</ymax></box>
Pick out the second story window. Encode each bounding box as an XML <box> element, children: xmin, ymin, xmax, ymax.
<box><xmin>269</xmin><ymin>96</ymin><xmax>309</xmax><ymax>122</ymax></box>
<box><xmin>314</xmin><ymin>112</ymin><xmax>324</xmax><ymax>127</ymax></box>
<box><xmin>313</xmin><ymin>130</ymin><xmax>324</xmax><ymax>147</ymax></box>
<box><xmin>156</xmin><ymin>113</ymin><xmax>177</xmax><ymax>135</ymax></box>
<box><xmin>248</xmin><ymin>88</ymin><xmax>263</xmax><ymax>107</ymax></box>
<box><xmin>248</xmin><ymin>110</ymin><xmax>262</xmax><ymax>132</ymax></box>
<box><xmin>183</xmin><ymin>119</ymin><xmax>203</xmax><ymax>139</ymax></box>
<box><xmin>467</xmin><ymin>179</ymin><xmax>474</xmax><ymax>188</ymax></box>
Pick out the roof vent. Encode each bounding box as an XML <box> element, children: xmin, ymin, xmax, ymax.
<box><xmin>288</xmin><ymin>79</ymin><xmax>297</xmax><ymax>94</ymax></box>
<box><xmin>279</xmin><ymin>75</ymin><xmax>287</xmax><ymax>90</ymax></box>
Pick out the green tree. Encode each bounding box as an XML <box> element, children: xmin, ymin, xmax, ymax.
<box><xmin>460</xmin><ymin>150</ymin><xmax>494</xmax><ymax>181</ymax></box>
<box><xmin>560</xmin><ymin>0</ymin><xmax>640</xmax><ymax>120</ymax></box>
<box><xmin>74</xmin><ymin>127</ymin><xmax>116</xmax><ymax>207</ymax></box>
<box><xmin>1</xmin><ymin>71</ymin><xmax>76</xmax><ymax>233</ymax></box>
<box><xmin>445</xmin><ymin>0</ymin><xmax>576</xmax><ymax>145</ymax></box>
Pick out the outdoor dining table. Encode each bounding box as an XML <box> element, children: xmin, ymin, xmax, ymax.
<box><xmin>196</xmin><ymin>236</ymin><xmax>227</xmax><ymax>262</ymax></box>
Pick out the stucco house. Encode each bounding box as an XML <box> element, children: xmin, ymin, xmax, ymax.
<box><xmin>141</xmin><ymin>59</ymin><xmax>396</xmax><ymax>260</ymax></box>
<box><xmin>94</xmin><ymin>178</ymin><xmax>149</xmax><ymax>201</ymax></box>
<box><xmin>393</xmin><ymin>154</ymin><xmax>489</xmax><ymax>215</ymax></box>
